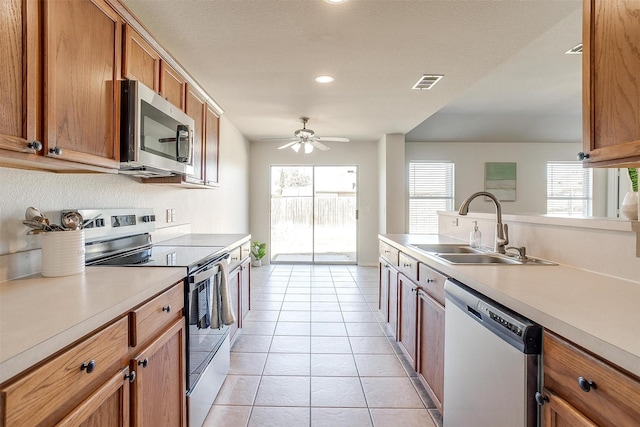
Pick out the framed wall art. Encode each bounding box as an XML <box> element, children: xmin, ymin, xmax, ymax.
<box><xmin>485</xmin><ymin>162</ymin><xmax>516</xmax><ymax>201</ymax></box>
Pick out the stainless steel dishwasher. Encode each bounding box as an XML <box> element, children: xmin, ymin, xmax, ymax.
<box><xmin>443</xmin><ymin>279</ymin><xmax>541</xmax><ymax>427</ymax></box>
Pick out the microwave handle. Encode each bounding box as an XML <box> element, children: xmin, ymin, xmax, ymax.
<box><xmin>176</xmin><ymin>124</ymin><xmax>191</xmax><ymax>163</ymax></box>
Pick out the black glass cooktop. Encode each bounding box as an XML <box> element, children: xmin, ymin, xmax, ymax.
<box><xmin>90</xmin><ymin>245</ymin><xmax>226</xmax><ymax>269</ymax></box>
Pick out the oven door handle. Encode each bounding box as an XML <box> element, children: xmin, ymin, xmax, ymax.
<box><xmin>190</xmin><ymin>265</ymin><xmax>220</xmax><ymax>284</ymax></box>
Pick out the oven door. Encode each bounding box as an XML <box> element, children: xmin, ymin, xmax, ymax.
<box><xmin>185</xmin><ymin>261</ymin><xmax>229</xmax><ymax>392</ymax></box>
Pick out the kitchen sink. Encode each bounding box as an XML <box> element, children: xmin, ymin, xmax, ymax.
<box><xmin>409</xmin><ymin>244</ymin><xmax>482</xmax><ymax>254</ymax></box>
<box><xmin>435</xmin><ymin>253</ymin><xmax>556</xmax><ymax>266</ymax></box>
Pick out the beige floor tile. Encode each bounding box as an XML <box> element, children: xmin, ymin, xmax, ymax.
<box><xmin>311</xmin><ymin>287</ymin><xmax>337</xmax><ymax>295</ymax></box>
<box><xmin>250</xmin><ymin>301</ymin><xmax>283</xmax><ymax>311</ymax></box>
<box><xmin>286</xmin><ymin>287</ymin><xmax>312</xmax><ymax>294</ymax></box>
<box><xmin>284</xmin><ymin>294</ymin><xmax>312</xmax><ymax>302</ymax></box>
<box><xmin>310</xmin><ymin>322</ymin><xmax>347</xmax><ymax>336</ymax></box>
<box><xmin>369</xmin><ymin>408</ymin><xmax>436</xmax><ymax>427</ymax></box>
<box><xmin>311</xmin><ymin>311</ymin><xmax>344</xmax><ymax>322</ymax></box>
<box><xmin>230</xmin><ymin>352</ymin><xmax>268</xmax><ymax>375</ymax></box>
<box><xmin>311</xmin><ymin>408</ymin><xmax>373</xmax><ymax>427</ymax></box>
<box><xmin>256</xmin><ymin>293</ymin><xmax>286</xmax><ymax>302</ymax></box>
<box><xmin>349</xmin><ymin>337</ymin><xmax>395</xmax><ymax>354</ymax></box>
<box><xmin>248</xmin><ymin>407</ymin><xmax>311</xmax><ymax>427</ymax></box>
<box><xmin>254</xmin><ymin>376</ymin><xmax>311</xmax><ymax>406</ymax></box>
<box><xmin>342</xmin><ymin>312</ymin><xmax>379</xmax><ymax>323</ymax></box>
<box><xmin>275</xmin><ymin>321</ymin><xmax>311</xmax><ymax>336</ymax></box>
<box><xmin>311</xmin><ymin>302</ymin><xmax>341</xmax><ymax>311</ymax></box>
<box><xmin>213</xmin><ymin>375</ymin><xmax>261</xmax><ymax>405</ymax></box>
<box><xmin>241</xmin><ymin>321</ymin><xmax>277</xmax><ymax>335</ymax></box>
<box><xmin>354</xmin><ymin>355</ymin><xmax>407</xmax><ymax>377</ymax></box>
<box><xmin>335</xmin><ymin>288</ymin><xmax>362</xmax><ymax>295</ymax></box>
<box><xmin>279</xmin><ymin>311</ymin><xmax>312</xmax><ymax>322</ymax></box>
<box><xmin>337</xmin><ymin>294</ymin><xmax>366</xmax><ymax>303</ymax></box>
<box><xmin>311</xmin><ymin>294</ymin><xmax>339</xmax><ymax>302</ymax></box>
<box><xmin>311</xmin><ymin>336</ymin><xmax>352</xmax><ymax>354</ymax></box>
<box><xmin>340</xmin><ymin>302</ymin><xmax>373</xmax><ymax>312</ymax></box>
<box><xmin>244</xmin><ymin>310</ymin><xmax>280</xmax><ymax>321</ymax></box>
<box><xmin>232</xmin><ymin>335</ymin><xmax>273</xmax><ymax>353</ymax></box>
<box><xmin>263</xmin><ymin>353</ymin><xmax>311</xmax><ymax>376</ymax></box>
<box><xmin>363</xmin><ymin>294</ymin><xmax>379</xmax><ymax>303</ymax></box>
<box><xmin>311</xmin><ymin>354</ymin><xmax>358</xmax><ymax>377</ymax></box>
<box><xmin>311</xmin><ymin>377</ymin><xmax>367</xmax><ymax>407</ymax></box>
<box><xmin>202</xmin><ymin>405</ymin><xmax>252</xmax><ymax>427</ymax></box>
<box><xmin>282</xmin><ymin>302</ymin><xmax>312</xmax><ymax>311</ymax></box>
<box><xmin>259</xmin><ymin>286</ymin><xmax>287</xmax><ymax>294</ymax></box>
<box><xmin>345</xmin><ymin>323</ymin><xmax>385</xmax><ymax>337</ymax></box>
<box><xmin>361</xmin><ymin>378</ymin><xmax>425</xmax><ymax>408</ymax></box>
<box><xmin>270</xmin><ymin>336</ymin><xmax>311</xmax><ymax>353</ymax></box>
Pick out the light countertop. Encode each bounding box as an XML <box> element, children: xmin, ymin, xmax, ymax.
<box><xmin>380</xmin><ymin>234</ymin><xmax>640</xmax><ymax>378</ymax></box>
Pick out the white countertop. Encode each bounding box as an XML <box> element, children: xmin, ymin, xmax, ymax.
<box><xmin>380</xmin><ymin>234</ymin><xmax>640</xmax><ymax>378</ymax></box>
<box><xmin>0</xmin><ymin>266</ymin><xmax>185</xmax><ymax>384</ymax></box>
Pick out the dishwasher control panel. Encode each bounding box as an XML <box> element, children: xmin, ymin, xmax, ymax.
<box><xmin>477</xmin><ymin>301</ymin><xmax>523</xmax><ymax>337</ymax></box>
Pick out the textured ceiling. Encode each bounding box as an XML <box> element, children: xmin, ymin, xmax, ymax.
<box><xmin>122</xmin><ymin>0</ymin><xmax>582</xmax><ymax>144</ymax></box>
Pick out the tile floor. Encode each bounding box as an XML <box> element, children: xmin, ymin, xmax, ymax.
<box><xmin>203</xmin><ymin>264</ymin><xmax>443</xmax><ymax>427</ymax></box>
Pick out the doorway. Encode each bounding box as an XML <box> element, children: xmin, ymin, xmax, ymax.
<box><xmin>270</xmin><ymin>165</ymin><xmax>358</xmax><ymax>264</ymax></box>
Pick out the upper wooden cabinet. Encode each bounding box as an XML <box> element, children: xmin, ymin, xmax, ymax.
<box><xmin>123</xmin><ymin>24</ymin><xmax>160</xmax><ymax>92</ymax></box>
<box><xmin>205</xmin><ymin>105</ymin><xmax>221</xmax><ymax>186</ymax></box>
<box><xmin>581</xmin><ymin>0</ymin><xmax>640</xmax><ymax>167</ymax></box>
<box><xmin>44</xmin><ymin>0</ymin><xmax>121</xmax><ymax>169</ymax></box>
<box><xmin>0</xmin><ymin>0</ymin><xmax>40</xmax><ymax>155</ymax></box>
<box><xmin>160</xmin><ymin>62</ymin><xmax>186</xmax><ymax>111</ymax></box>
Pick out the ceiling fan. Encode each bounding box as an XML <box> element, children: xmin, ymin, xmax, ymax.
<box><xmin>265</xmin><ymin>117</ymin><xmax>350</xmax><ymax>153</ymax></box>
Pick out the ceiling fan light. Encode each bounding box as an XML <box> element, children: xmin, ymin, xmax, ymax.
<box><xmin>304</xmin><ymin>142</ymin><xmax>314</xmax><ymax>154</ymax></box>
<box><xmin>291</xmin><ymin>142</ymin><xmax>302</xmax><ymax>152</ymax></box>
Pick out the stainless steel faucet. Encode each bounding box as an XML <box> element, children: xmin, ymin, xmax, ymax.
<box><xmin>458</xmin><ymin>191</ymin><xmax>509</xmax><ymax>254</ymax></box>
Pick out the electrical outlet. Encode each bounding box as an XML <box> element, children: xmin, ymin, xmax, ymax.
<box><xmin>171</xmin><ymin>209</ymin><xmax>176</xmax><ymax>223</ymax></box>
<box><xmin>166</xmin><ymin>209</ymin><xmax>172</xmax><ymax>223</ymax></box>
<box><xmin>451</xmin><ymin>218</ymin><xmax>458</xmax><ymax>226</ymax></box>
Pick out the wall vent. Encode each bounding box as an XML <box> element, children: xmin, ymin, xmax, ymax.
<box><xmin>412</xmin><ymin>74</ymin><xmax>444</xmax><ymax>90</ymax></box>
<box><xmin>565</xmin><ymin>44</ymin><xmax>582</xmax><ymax>54</ymax></box>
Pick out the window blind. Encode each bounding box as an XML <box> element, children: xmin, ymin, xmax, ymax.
<box><xmin>547</xmin><ymin>162</ymin><xmax>592</xmax><ymax>216</ymax></box>
<box><xmin>408</xmin><ymin>161</ymin><xmax>454</xmax><ymax>234</ymax></box>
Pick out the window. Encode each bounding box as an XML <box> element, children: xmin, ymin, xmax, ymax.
<box><xmin>408</xmin><ymin>161</ymin><xmax>455</xmax><ymax>234</ymax></box>
<box><xmin>547</xmin><ymin>162</ymin><xmax>593</xmax><ymax>216</ymax></box>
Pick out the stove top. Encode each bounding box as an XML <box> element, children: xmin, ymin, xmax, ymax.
<box><xmin>90</xmin><ymin>245</ymin><xmax>227</xmax><ymax>269</ymax></box>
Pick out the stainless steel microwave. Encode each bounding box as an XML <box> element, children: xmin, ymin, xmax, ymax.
<box><xmin>120</xmin><ymin>80</ymin><xmax>194</xmax><ymax>177</ymax></box>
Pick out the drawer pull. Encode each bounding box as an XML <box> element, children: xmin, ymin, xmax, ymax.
<box><xmin>27</xmin><ymin>140</ymin><xmax>43</xmax><ymax>151</ymax></box>
<box><xmin>162</xmin><ymin>305</ymin><xmax>171</xmax><ymax>313</ymax></box>
<box><xmin>138</xmin><ymin>358</ymin><xmax>149</xmax><ymax>368</ymax></box>
<box><xmin>426</xmin><ymin>278</ymin><xmax>435</xmax><ymax>283</ymax></box>
<box><xmin>577</xmin><ymin>377</ymin><xmax>596</xmax><ymax>392</ymax></box>
<box><xmin>124</xmin><ymin>371</ymin><xmax>136</xmax><ymax>383</ymax></box>
<box><xmin>80</xmin><ymin>360</ymin><xmax>96</xmax><ymax>374</ymax></box>
<box><xmin>49</xmin><ymin>146</ymin><xmax>63</xmax><ymax>156</ymax></box>
<box><xmin>534</xmin><ymin>392</ymin><xmax>548</xmax><ymax>406</ymax></box>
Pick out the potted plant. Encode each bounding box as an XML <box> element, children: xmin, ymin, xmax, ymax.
<box><xmin>620</xmin><ymin>168</ymin><xmax>638</xmax><ymax>220</ymax></box>
<box><xmin>251</xmin><ymin>241</ymin><xmax>267</xmax><ymax>267</ymax></box>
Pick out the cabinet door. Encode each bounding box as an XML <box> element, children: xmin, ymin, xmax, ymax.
<box><xmin>582</xmin><ymin>0</ymin><xmax>640</xmax><ymax>166</ymax></box>
<box><xmin>240</xmin><ymin>258</ymin><xmax>251</xmax><ymax>326</ymax></box>
<box><xmin>378</xmin><ymin>260</ymin><xmax>389</xmax><ymax>314</ymax></box>
<box><xmin>160</xmin><ymin>62</ymin><xmax>186</xmax><ymax>111</ymax></box>
<box><xmin>541</xmin><ymin>388</ymin><xmax>597</xmax><ymax>427</ymax></box>
<box><xmin>388</xmin><ymin>267</ymin><xmax>398</xmax><ymax>340</ymax></box>
<box><xmin>0</xmin><ymin>0</ymin><xmax>40</xmax><ymax>154</ymax></box>
<box><xmin>122</xmin><ymin>25</ymin><xmax>160</xmax><ymax>92</ymax></box>
<box><xmin>56</xmin><ymin>367</ymin><xmax>130</xmax><ymax>427</ymax></box>
<box><xmin>397</xmin><ymin>274</ymin><xmax>418</xmax><ymax>369</ymax></box>
<box><xmin>228</xmin><ymin>265</ymin><xmax>241</xmax><ymax>341</ymax></box>
<box><xmin>130</xmin><ymin>318</ymin><xmax>186</xmax><ymax>427</ymax></box>
<box><xmin>204</xmin><ymin>105</ymin><xmax>220</xmax><ymax>186</ymax></box>
<box><xmin>417</xmin><ymin>290</ymin><xmax>445</xmax><ymax>414</ymax></box>
<box><xmin>44</xmin><ymin>0</ymin><xmax>121</xmax><ymax>169</ymax></box>
<box><xmin>185</xmin><ymin>86</ymin><xmax>205</xmax><ymax>183</ymax></box>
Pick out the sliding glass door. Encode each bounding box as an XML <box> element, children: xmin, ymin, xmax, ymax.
<box><xmin>270</xmin><ymin>165</ymin><xmax>357</xmax><ymax>264</ymax></box>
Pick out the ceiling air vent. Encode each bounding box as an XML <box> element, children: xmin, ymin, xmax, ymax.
<box><xmin>412</xmin><ymin>74</ymin><xmax>444</xmax><ymax>90</ymax></box>
<box><xmin>565</xmin><ymin>44</ymin><xmax>582</xmax><ymax>54</ymax></box>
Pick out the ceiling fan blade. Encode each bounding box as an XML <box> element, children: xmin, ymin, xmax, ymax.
<box><xmin>311</xmin><ymin>140</ymin><xmax>330</xmax><ymax>151</ymax></box>
<box><xmin>261</xmin><ymin>137</ymin><xmax>298</xmax><ymax>141</ymax></box>
<box><xmin>317</xmin><ymin>137</ymin><xmax>350</xmax><ymax>143</ymax></box>
<box><xmin>278</xmin><ymin>141</ymin><xmax>299</xmax><ymax>149</ymax></box>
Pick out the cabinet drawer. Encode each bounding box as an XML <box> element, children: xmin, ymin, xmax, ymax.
<box><xmin>1</xmin><ymin>317</ymin><xmax>128</xmax><ymax>427</ymax></box>
<box><xmin>417</xmin><ymin>263</ymin><xmax>446</xmax><ymax>306</ymax></box>
<box><xmin>543</xmin><ymin>332</ymin><xmax>640</xmax><ymax>427</ymax></box>
<box><xmin>130</xmin><ymin>281</ymin><xmax>184</xmax><ymax>348</ymax></box>
<box><xmin>228</xmin><ymin>246</ymin><xmax>242</xmax><ymax>269</ymax></box>
<box><xmin>240</xmin><ymin>241</ymin><xmax>251</xmax><ymax>261</ymax></box>
<box><xmin>379</xmin><ymin>241</ymin><xmax>399</xmax><ymax>266</ymax></box>
<box><xmin>398</xmin><ymin>252</ymin><xmax>418</xmax><ymax>282</ymax></box>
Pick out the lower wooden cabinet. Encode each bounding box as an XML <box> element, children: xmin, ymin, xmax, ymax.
<box><xmin>240</xmin><ymin>258</ymin><xmax>251</xmax><ymax>322</ymax></box>
<box><xmin>417</xmin><ymin>289</ymin><xmax>445</xmax><ymax>414</ymax></box>
<box><xmin>397</xmin><ymin>273</ymin><xmax>418</xmax><ymax>369</ymax></box>
<box><xmin>540</xmin><ymin>388</ymin><xmax>597</xmax><ymax>427</ymax></box>
<box><xmin>130</xmin><ymin>318</ymin><xmax>186</xmax><ymax>427</ymax></box>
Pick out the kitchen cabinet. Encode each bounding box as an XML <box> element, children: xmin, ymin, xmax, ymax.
<box><xmin>123</xmin><ymin>24</ymin><xmax>160</xmax><ymax>92</ymax></box>
<box><xmin>240</xmin><ymin>257</ymin><xmax>251</xmax><ymax>322</ymax></box>
<box><xmin>0</xmin><ymin>0</ymin><xmax>40</xmax><ymax>156</ymax></box>
<box><xmin>44</xmin><ymin>0</ymin><xmax>122</xmax><ymax>170</ymax></box>
<box><xmin>417</xmin><ymin>288</ymin><xmax>445</xmax><ymax>414</ymax></box>
<box><xmin>204</xmin><ymin>105</ymin><xmax>221</xmax><ymax>186</ymax></box>
<box><xmin>378</xmin><ymin>259</ymin><xmax>399</xmax><ymax>339</ymax></box>
<box><xmin>397</xmin><ymin>273</ymin><xmax>418</xmax><ymax>369</ymax></box>
<box><xmin>160</xmin><ymin>62</ymin><xmax>186</xmax><ymax>111</ymax></box>
<box><xmin>228</xmin><ymin>263</ymin><xmax>241</xmax><ymax>341</ymax></box>
<box><xmin>1</xmin><ymin>317</ymin><xmax>130</xmax><ymax>426</ymax></box>
<box><xmin>130</xmin><ymin>318</ymin><xmax>186</xmax><ymax>426</ymax></box>
<box><xmin>539</xmin><ymin>331</ymin><xmax>640</xmax><ymax>427</ymax></box>
<box><xmin>185</xmin><ymin>85</ymin><xmax>206</xmax><ymax>184</ymax></box>
<box><xmin>581</xmin><ymin>0</ymin><xmax>640</xmax><ymax>167</ymax></box>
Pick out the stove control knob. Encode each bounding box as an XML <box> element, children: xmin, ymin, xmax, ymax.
<box><xmin>141</xmin><ymin>215</ymin><xmax>156</xmax><ymax>223</ymax></box>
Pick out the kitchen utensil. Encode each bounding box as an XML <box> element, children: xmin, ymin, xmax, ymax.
<box><xmin>22</xmin><ymin>219</ymin><xmax>51</xmax><ymax>231</ymax></box>
<box><xmin>62</xmin><ymin>211</ymin><xmax>83</xmax><ymax>230</ymax></box>
<box><xmin>25</xmin><ymin>207</ymin><xmax>44</xmax><ymax>221</ymax></box>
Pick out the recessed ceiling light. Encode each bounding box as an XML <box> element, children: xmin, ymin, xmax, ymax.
<box><xmin>315</xmin><ymin>75</ymin><xmax>335</xmax><ymax>83</ymax></box>
<box><xmin>412</xmin><ymin>74</ymin><xmax>444</xmax><ymax>90</ymax></box>
<box><xmin>325</xmin><ymin>0</ymin><xmax>346</xmax><ymax>3</ymax></box>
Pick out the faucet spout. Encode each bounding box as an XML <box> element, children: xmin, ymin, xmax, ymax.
<box><xmin>458</xmin><ymin>191</ymin><xmax>509</xmax><ymax>253</ymax></box>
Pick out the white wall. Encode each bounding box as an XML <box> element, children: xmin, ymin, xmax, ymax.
<box><xmin>406</xmin><ymin>141</ymin><xmax>608</xmax><ymax>216</ymax></box>
<box><xmin>0</xmin><ymin>115</ymin><xmax>250</xmax><ymax>256</ymax></box>
<box><xmin>378</xmin><ymin>134</ymin><xmax>406</xmax><ymax>234</ymax></box>
<box><xmin>249</xmin><ymin>139</ymin><xmax>379</xmax><ymax>266</ymax></box>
